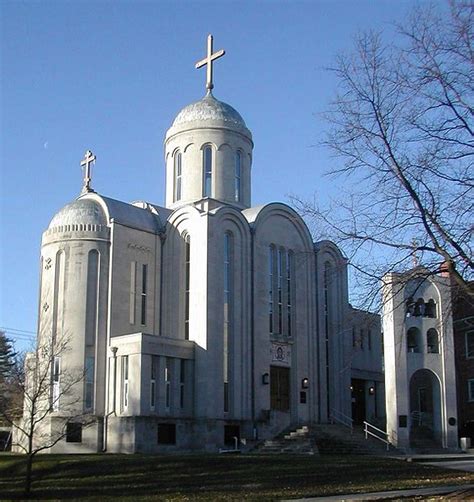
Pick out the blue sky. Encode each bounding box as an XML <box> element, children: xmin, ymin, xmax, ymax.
<box><xmin>1</xmin><ymin>0</ymin><xmax>427</xmax><ymax>350</ymax></box>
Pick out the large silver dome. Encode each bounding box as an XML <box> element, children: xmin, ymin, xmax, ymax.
<box><xmin>171</xmin><ymin>93</ymin><xmax>249</xmax><ymax>133</ymax></box>
<box><xmin>49</xmin><ymin>198</ymin><xmax>107</xmax><ymax>229</ymax></box>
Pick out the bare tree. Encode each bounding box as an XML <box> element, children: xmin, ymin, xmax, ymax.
<box><xmin>295</xmin><ymin>1</ymin><xmax>473</xmax><ymax>310</ymax></box>
<box><xmin>1</xmin><ymin>334</ymin><xmax>90</xmax><ymax>496</ymax></box>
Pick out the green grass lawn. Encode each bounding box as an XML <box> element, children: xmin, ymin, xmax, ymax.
<box><xmin>0</xmin><ymin>453</ymin><xmax>473</xmax><ymax>500</ymax></box>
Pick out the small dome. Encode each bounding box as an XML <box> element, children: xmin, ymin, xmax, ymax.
<box><xmin>170</xmin><ymin>93</ymin><xmax>250</xmax><ymax>134</ymax></box>
<box><xmin>49</xmin><ymin>197</ymin><xmax>107</xmax><ymax>229</ymax></box>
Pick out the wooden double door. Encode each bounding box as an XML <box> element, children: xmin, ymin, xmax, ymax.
<box><xmin>270</xmin><ymin>366</ymin><xmax>290</xmax><ymax>411</ymax></box>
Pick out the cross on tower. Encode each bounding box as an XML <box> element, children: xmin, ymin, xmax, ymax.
<box><xmin>80</xmin><ymin>149</ymin><xmax>96</xmax><ymax>194</ymax></box>
<box><xmin>195</xmin><ymin>34</ymin><xmax>225</xmax><ymax>92</ymax></box>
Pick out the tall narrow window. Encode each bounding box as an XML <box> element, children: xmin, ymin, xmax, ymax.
<box><xmin>53</xmin><ymin>251</ymin><xmax>65</xmax><ymax>344</ymax></box>
<box><xmin>129</xmin><ymin>261</ymin><xmax>136</xmax><ymax>324</ymax></box>
<box><xmin>52</xmin><ymin>356</ymin><xmax>61</xmax><ymax>411</ymax></box>
<box><xmin>184</xmin><ymin>235</ymin><xmax>191</xmax><ymax>340</ymax></box>
<box><xmin>360</xmin><ymin>329</ymin><xmax>364</xmax><ymax>350</ymax></box>
<box><xmin>165</xmin><ymin>359</ymin><xmax>171</xmax><ymax>410</ymax></box>
<box><xmin>466</xmin><ymin>332</ymin><xmax>474</xmax><ymax>359</ymax></box>
<box><xmin>174</xmin><ymin>151</ymin><xmax>182</xmax><ymax>202</ymax></box>
<box><xmin>141</xmin><ymin>264</ymin><xmax>147</xmax><ymax>325</ymax></box>
<box><xmin>203</xmin><ymin>146</ymin><xmax>212</xmax><ymax>197</ymax></box>
<box><xmin>223</xmin><ymin>232</ymin><xmax>232</xmax><ymax>413</ymax></box>
<box><xmin>180</xmin><ymin>359</ymin><xmax>185</xmax><ymax>409</ymax></box>
<box><xmin>469</xmin><ymin>379</ymin><xmax>474</xmax><ymax>402</ymax></box>
<box><xmin>323</xmin><ymin>262</ymin><xmax>332</xmax><ymax>414</ymax></box>
<box><xmin>286</xmin><ymin>251</ymin><xmax>292</xmax><ymax>336</ymax></box>
<box><xmin>277</xmin><ymin>249</ymin><xmax>283</xmax><ymax>334</ymax></box>
<box><xmin>368</xmin><ymin>329</ymin><xmax>372</xmax><ymax>350</ymax></box>
<box><xmin>85</xmin><ymin>250</ymin><xmax>99</xmax><ymax>346</ymax></box>
<box><xmin>122</xmin><ymin>355</ymin><xmax>129</xmax><ymax>411</ymax></box>
<box><xmin>234</xmin><ymin>151</ymin><xmax>242</xmax><ymax>202</ymax></box>
<box><xmin>269</xmin><ymin>246</ymin><xmax>275</xmax><ymax>333</ymax></box>
<box><xmin>85</xmin><ymin>356</ymin><xmax>94</xmax><ymax>410</ymax></box>
<box><xmin>150</xmin><ymin>356</ymin><xmax>156</xmax><ymax>410</ymax></box>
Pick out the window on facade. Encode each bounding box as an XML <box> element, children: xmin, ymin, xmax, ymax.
<box><xmin>427</xmin><ymin>328</ymin><xmax>439</xmax><ymax>354</ymax></box>
<box><xmin>466</xmin><ymin>332</ymin><xmax>474</xmax><ymax>359</ymax></box>
<box><xmin>360</xmin><ymin>329</ymin><xmax>364</xmax><ymax>350</ymax></box>
<box><xmin>234</xmin><ymin>151</ymin><xmax>242</xmax><ymax>202</ymax></box>
<box><xmin>277</xmin><ymin>249</ymin><xmax>283</xmax><ymax>334</ymax></box>
<box><xmin>174</xmin><ymin>151</ymin><xmax>182</xmax><ymax>202</ymax></box>
<box><xmin>426</xmin><ymin>299</ymin><xmax>437</xmax><ymax>318</ymax></box>
<box><xmin>141</xmin><ymin>264</ymin><xmax>147</xmax><ymax>325</ymax></box>
<box><xmin>150</xmin><ymin>356</ymin><xmax>156</xmax><ymax>410</ymax></box>
<box><xmin>184</xmin><ymin>235</ymin><xmax>191</xmax><ymax>340</ymax></box>
<box><xmin>180</xmin><ymin>359</ymin><xmax>185</xmax><ymax>409</ymax></box>
<box><xmin>122</xmin><ymin>356</ymin><xmax>129</xmax><ymax>411</ymax></box>
<box><xmin>286</xmin><ymin>251</ymin><xmax>292</xmax><ymax>337</ymax></box>
<box><xmin>223</xmin><ymin>232</ymin><xmax>232</xmax><ymax>413</ymax></box>
<box><xmin>368</xmin><ymin>329</ymin><xmax>372</xmax><ymax>351</ymax></box>
<box><xmin>407</xmin><ymin>327</ymin><xmax>421</xmax><ymax>353</ymax></box>
<box><xmin>129</xmin><ymin>261</ymin><xmax>136</xmax><ymax>324</ymax></box>
<box><xmin>352</xmin><ymin>327</ymin><xmax>356</xmax><ymax>348</ymax></box>
<box><xmin>203</xmin><ymin>146</ymin><xmax>212</xmax><ymax>197</ymax></box>
<box><xmin>269</xmin><ymin>246</ymin><xmax>275</xmax><ymax>334</ymax></box>
<box><xmin>52</xmin><ymin>356</ymin><xmax>60</xmax><ymax>411</ymax></box>
<box><xmin>165</xmin><ymin>359</ymin><xmax>171</xmax><ymax>410</ymax></box>
<box><xmin>85</xmin><ymin>356</ymin><xmax>94</xmax><ymax>410</ymax></box>
<box><xmin>157</xmin><ymin>423</ymin><xmax>176</xmax><ymax>444</ymax></box>
<box><xmin>469</xmin><ymin>379</ymin><xmax>474</xmax><ymax>402</ymax></box>
<box><xmin>66</xmin><ymin>422</ymin><xmax>82</xmax><ymax>443</ymax></box>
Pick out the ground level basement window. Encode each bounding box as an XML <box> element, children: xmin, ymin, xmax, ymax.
<box><xmin>157</xmin><ymin>423</ymin><xmax>176</xmax><ymax>444</ymax></box>
<box><xmin>66</xmin><ymin>422</ymin><xmax>82</xmax><ymax>443</ymax></box>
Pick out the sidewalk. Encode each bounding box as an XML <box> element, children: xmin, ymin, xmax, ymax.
<box><xmin>288</xmin><ymin>483</ymin><xmax>474</xmax><ymax>501</ymax></box>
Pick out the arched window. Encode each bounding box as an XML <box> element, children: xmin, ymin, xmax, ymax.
<box><xmin>184</xmin><ymin>234</ymin><xmax>191</xmax><ymax>340</ymax></box>
<box><xmin>223</xmin><ymin>232</ymin><xmax>233</xmax><ymax>412</ymax></box>
<box><xmin>277</xmin><ymin>249</ymin><xmax>283</xmax><ymax>333</ymax></box>
<box><xmin>407</xmin><ymin>327</ymin><xmax>421</xmax><ymax>353</ymax></box>
<box><xmin>234</xmin><ymin>151</ymin><xmax>242</xmax><ymax>202</ymax></box>
<box><xmin>414</xmin><ymin>298</ymin><xmax>425</xmax><ymax>317</ymax></box>
<box><xmin>425</xmin><ymin>299</ymin><xmax>437</xmax><ymax>318</ymax></box>
<box><xmin>406</xmin><ymin>297</ymin><xmax>415</xmax><ymax>317</ymax></box>
<box><xmin>203</xmin><ymin>146</ymin><xmax>213</xmax><ymax>197</ymax></box>
<box><xmin>286</xmin><ymin>251</ymin><xmax>293</xmax><ymax>337</ymax></box>
<box><xmin>174</xmin><ymin>151</ymin><xmax>182</xmax><ymax>202</ymax></box>
<box><xmin>427</xmin><ymin>328</ymin><xmax>439</xmax><ymax>353</ymax></box>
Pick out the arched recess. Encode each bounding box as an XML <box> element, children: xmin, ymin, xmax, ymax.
<box><xmin>407</xmin><ymin>327</ymin><xmax>422</xmax><ymax>353</ymax></box>
<box><xmin>409</xmin><ymin>368</ymin><xmax>442</xmax><ymax>446</ymax></box>
<box><xmin>427</xmin><ymin>328</ymin><xmax>439</xmax><ymax>354</ymax></box>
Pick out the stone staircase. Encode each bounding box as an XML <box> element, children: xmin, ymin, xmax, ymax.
<box><xmin>256</xmin><ymin>425</ymin><xmax>318</xmax><ymax>455</ymax></box>
<box><xmin>310</xmin><ymin>424</ymin><xmax>398</xmax><ymax>455</ymax></box>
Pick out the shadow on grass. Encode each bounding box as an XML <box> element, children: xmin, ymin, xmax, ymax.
<box><xmin>1</xmin><ymin>454</ymin><xmax>473</xmax><ymax>500</ymax></box>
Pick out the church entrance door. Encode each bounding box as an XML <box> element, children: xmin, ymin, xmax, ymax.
<box><xmin>270</xmin><ymin>366</ymin><xmax>290</xmax><ymax>411</ymax></box>
<box><xmin>351</xmin><ymin>379</ymin><xmax>366</xmax><ymax>425</ymax></box>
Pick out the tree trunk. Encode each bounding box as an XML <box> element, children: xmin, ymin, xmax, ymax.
<box><xmin>25</xmin><ymin>453</ymin><xmax>33</xmax><ymax>496</ymax></box>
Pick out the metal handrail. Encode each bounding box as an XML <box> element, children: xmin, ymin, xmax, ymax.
<box><xmin>330</xmin><ymin>408</ymin><xmax>353</xmax><ymax>434</ymax></box>
<box><xmin>363</xmin><ymin>421</ymin><xmax>391</xmax><ymax>451</ymax></box>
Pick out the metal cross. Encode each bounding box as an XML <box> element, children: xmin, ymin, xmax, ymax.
<box><xmin>195</xmin><ymin>34</ymin><xmax>225</xmax><ymax>92</ymax></box>
<box><xmin>80</xmin><ymin>150</ymin><xmax>96</xmax><ymax>194</ymax></box>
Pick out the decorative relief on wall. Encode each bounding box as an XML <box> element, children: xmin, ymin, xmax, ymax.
<box><xmin>271</xmin><ymin>343</ymin><xmax>291</xmax><ymax>365</ymax></box>
<box><xmin>44</xmin><ymin>257</ymin><xmax>52</xmax><ymax>270</ymax></box>
<box><xmin>128</xmin><ymin>243</ymin><xmax>151</xmax><ymax>253</ymax></box>
<box><xmin>42</xmin><ymin>302</ymin><xmax>50</xmax><ymax>312</ymax></box>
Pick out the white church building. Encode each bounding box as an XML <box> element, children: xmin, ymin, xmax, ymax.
<box><xmin>20</xmin><ymin>36</ymin><xmax>392</xmax><ymax>454</ymax></box>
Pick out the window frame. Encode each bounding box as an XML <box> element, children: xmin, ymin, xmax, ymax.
<box><xmin>202</xmin><ymin>145</ymin><xmax>213</xmax><ymax>197</ymax></box>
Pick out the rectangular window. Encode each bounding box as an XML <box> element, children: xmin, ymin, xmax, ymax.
<box><xmin>180</xmin><ymin>359</ymin><xmax>185</xmax><ymax>409</ymax></box>
<box><xmin>352</xmin><ymin>327</ymin><xmax>356</xmax><ymax>348</ymax></box>
<box><xmin>150</xmin><ymin>356</ymin><xmax>156</xmax><ymax>410</ymax></box>
<box><xmin>165</xmin><ymin>358</ymin><xmax>171</xmax><ymax>410</ymax></box>
<box><xmin>360</xmin><ymin>329</ymin><xmax>364</xmax><ymax>350</ymax></box>
<box><xmin>466</xmin><ymin>332</ymin><xmax>474</xmax><ymax>359</ymax></box>
<box><xmin>129</xmin><ymin>261</ymin><xmax>136</xmax><ymax>324</ymax></box>
<box><xmin>203</xmin><ymin>146</ymin><xmax>212</xmax><ymax>197</ymax></box>
<box><xmin>286</xmin><ymin>251</ymin><xmax>292</xmax><ymax>337</ymax></box>
<box><xmin>469</xmin><ymin>379</ymin><xmax>474</xmax><ymax>402</ymax></box>
<box><xmin>269</xmin><ymin>246</ymin><xmax>274</xmax><ymax>333</ymax></box>
<box><xmin>66</xmin><ymin>423</ymin><xmax>82</xmax><ymax>443</ymax></box>
<box><xmin>368</xmin><ymin>329</ymin><xmax>372</xmax><ymax>351</ymax></box>
<box><xmin>157</xmin><ymin>423</ymin><xmax>176</xmax><ymax>444</ymax></box>
<box><xmin>52</xmin><ymin>356</ymin><xmax>60</xmax><ymax>411</ymax></box>
<box><xmin>122</xmin><ymin>355</ymin><xmax>129</xmax><ymax>411</ymax></box>
<box><xmin>141</xmin><ymin>264</ymin><xmax>147</xmax><ymax>325</ymax></box>
<box><xmin>85</xmin><ymin>356</ymin><xmax>94</xmax><ymax>410</ymax></box>
<box><xmin>277</xmin><ymin>249</ymin><xmax>283</xmax><ymax>334</ymax></box>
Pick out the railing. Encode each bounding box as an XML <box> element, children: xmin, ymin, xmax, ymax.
<box><xmin>330</xmin><ymin>408</ymin><xmax>353</xmax><ymax>434</ymax></box>
<box><xmin>363</xmin><ymin>421</ymin><xmax>391</xmax><ymax>451</ymax></box>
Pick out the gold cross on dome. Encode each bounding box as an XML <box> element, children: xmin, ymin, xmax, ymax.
<box><xmin>195</xmin><ymin>34</ymin><xmax>225</xmax><ymax>92</ymax></box>
<box><xmin>80</xmin><ymin>149</ymin><xmax>96</xmax><ymax>194</ymax></box>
